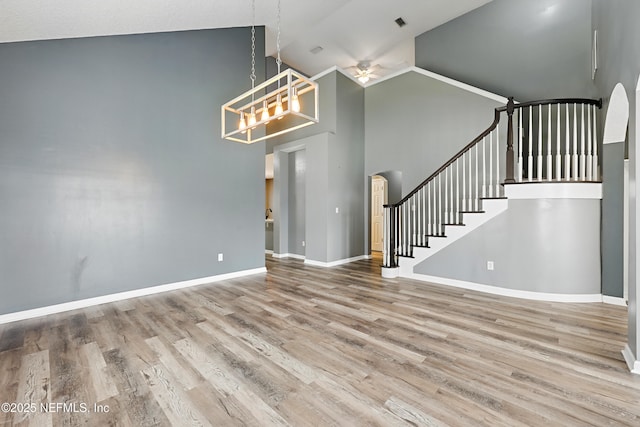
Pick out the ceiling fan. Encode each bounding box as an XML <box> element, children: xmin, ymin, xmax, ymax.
<box><xmin>348</xmin><ymin>61</ymin><xmax>382</xmax><ymax>84</ymax></box>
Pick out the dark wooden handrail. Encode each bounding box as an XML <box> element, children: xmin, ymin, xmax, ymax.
<box><xmin>498</xmin><ymin>98</ymin><xmax>602</xmax><ymax>112</ymax></box>
<box><xmin>387</xmin><ymin>109</ymin><xmax>502</xmax><ymax>208</ymax></box>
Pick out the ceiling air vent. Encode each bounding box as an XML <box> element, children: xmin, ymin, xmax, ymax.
<box><xmin>395</xmin><ymin>17</ymin><xmax>407</xmax><ymax>28</ymax></box>
<box><xmin>310</xmin><ymin>46</ymin><xmax>323</xmax><ymax>55</ymax></box>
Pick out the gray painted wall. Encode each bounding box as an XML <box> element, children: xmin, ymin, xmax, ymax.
<box><xmin>329</xmin><ymin>73</ymin><xmax>365</xmax><ymax>262</ymax></box>
<box><xmin>288</xmin><ymin>150</ymin><xmax>306</xmax><ymax>256</ymax></box>
<box><xmin>414</xmin><ymin>198</ymin><xmax>601</xmax><ymax>295</ymax></box>
<box><xmin>602</xmin><ymin>142</ymin><xmax>625</xmax><ymax>297</ymax></box>
<box><xmin>273</xmin><ymin>134</ymin><xmax>329</xmax><ymax>261</ymax></box>
<box><xmin>0</xmin><ymin>28</ymin><xmax>266</xmax><ymax>315</ymax></box>
<box><xmin>365</xmin><ymin>71</ymin><xmax>504</xmax><ymax>197</ymax></box>
<box><xmin>415</xmin><ymin>0</ymin><xmax>596</xmax><ymax>101</ymax></box>
<box><xmin>271</xmin><ymin>71</ymin><xmax>365</xmax><ymax>263</ymax></box>
<box><xmin>592</xmin><ymin>0</ymin><xmax>640</xmax><ymax>358</ymax></box>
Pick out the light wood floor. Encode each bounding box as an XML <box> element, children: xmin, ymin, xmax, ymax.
<box><xmin>1</xmin><ymin>255</ymin><xmax>640</xmax><ymax>426</ymax></box>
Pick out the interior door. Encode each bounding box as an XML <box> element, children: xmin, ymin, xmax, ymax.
<box><xmin>371</xmin><ymin>176</ymin><xmax>387</xmax><ymax>252</ymax></box>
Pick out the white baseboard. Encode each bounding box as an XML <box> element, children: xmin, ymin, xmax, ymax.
<box><xmin>602</xmin><ymin>295</ymin><xmax>627</xmax><ymax>306</ymax></box>
<box><xmin>409</xmin><ymin>273</ymin><xmax>603</xmax><ymax>303</ymax></box>
<box><xmin>622</xmin><ymin>344</ymin><xmax>640</xmax><ymax>374</ymax></box>
<box><xmin>265</xmin><ymin>249</ymin><xmax>274</xmax><ymax>255</ymax></box>
<box><xmin>304</xmin><ymin>255</ymin><xmax>368</xmax><ymax>268</ymax></box>
<box><xmin>272</xmin><ymin>253</ymin><xmax>305</xmax><ymax>260</ymax></box>
<box><xmin>0</xmin><ymin>267</ymin><xmax>267</xmax><ymax>325</ymax></box>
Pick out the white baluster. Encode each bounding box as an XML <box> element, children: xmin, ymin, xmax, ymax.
<box><xmin>456</xmin><ymin>160</ymin><xmax>460</xmax><ymax>223</ymax></box>
<box><xmin>565</xmin><ymin>103</ymin><xmax>570</xmax><ymax>180</ymax></box>
<box><xmin>427</xmin><ymin>183</ymin><xmax>431</xmax><ymax>236</ymax></box>
<box><xmin>404</xmin><ymin>203</ymin><xmax>409</xmax><ymax>255</ymax></box>
<box><xmin>573</xmin><ymin>103</ymin><xmax>578</xmax><ymax>180</ymax></box>
<box><xmin>528</xmin><ymin>107</ymin><xmax>533</xmax><ymax>180</ymax></box>
<box><xmin>395</xmin><ymin>205</ymin><xmax>404</xmax><ymax>255</ymax></box>
<box><xmin>449</xmin><ymin>166</ymin><xmax>454</xmax><ymax>224</ymax></box>
<box><xmin>587</xmin><ymin>104</ymin><xmax>593</xmax><ymax>180</ymax></box>
<box><xmin>383</xmin><ymin>208</ymin><xmax>388</xmax><ymax>266</ymax></box>
<box><xmin>556</xmin><ymin>103</ymin><xmax>561</xmax><ymax>180</ymax></box>
<box><xmin>399</xmin><ymin>206</ymin><xmax>403</xmax><ymax>256</ymax></box>
<box><xmin>489</xmin><ymin>132</ymin><xmax>493</xmax><ymax>197</ymax></box>
<box><xmin>547</xmin><ymin>104</ymin><xmax>552</xmax><ymax>180</ymax></box>
<box><xmin>496</xmin><ymin>126</ymin><xmax>500</xmax><ymax>196</ymax></box>
<box><xmin>482</xmin><ymin>137</ymin><xmax>487</xmax><ymax>197</ymax></box>
<box><xmin>462</xmin><ymin>152</ymin><xmax>467</xmax><ymax>211</ymax></box>
<box><xmin>469</xmin><ymin>147</ymin><xmax>473</xmax><ymax>210</ymax></box>
<box><xmin>580</xmin><ymin>103</ymin><xmax>586</xmax><ymax>180</ymax></box>
<box><xmin>593</xmin><ymin>105</ymin><xmax>599</xmax><ymax>179</ymax></box>
<box><xmin>444</xmin><ymin>167</ymin><xmax>449</xmax><ymax>225</ymax></box>
<box><xmin>438</xmin><ymin>175</ymin><xmax>442</xmax><ymax>235</ymax></box>
<box><xmin>537</xmin><ymin>105</ymin><xmax>543</xmax><ymax>180</ymax></box>
<box><xmin>406</xmin><ymin>202</ymin><xmax>411</xmax><ymax>255</ymax></box>
<box><xmin>420</xmin><ymin>189</ymin><xmax>427</xmax><ymax>246</ymax></box>
<box><xmin>475</xmin><ymin>144</ymin><xmax>479</xmax><ymax>211</ymax></box>
<box><xmin>518</xmin><ymin>109</ymin><xmax>523</xmax><ymax>182</ymax></box>
<box><xmin>400</xmin><ymin>204</ymin><xmax>405</xmax><ymax>256</ymax></box>
<box><xmin>412</xmin><ymin>195</ymin><xmax>416</xmax><ymax>246</ymax></box>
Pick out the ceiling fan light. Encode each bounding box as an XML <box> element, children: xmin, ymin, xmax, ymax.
<box><xmin>357</xmin><ymin>74</ymin><xmax>370</xmax><ymax>84</ymax></box>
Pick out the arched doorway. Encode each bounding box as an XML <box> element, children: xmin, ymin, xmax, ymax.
<box><xmin>601</xmin><ymin>83</ymin><xmax>630</xmax><ymax>302</ymax></box>
<box><xmin>370</xmin><ymin>175</ymin><xmax>388</xmax><ymax>252</ymax></box>
<box><xmin>367</xmin><ymin>171</ymin><xmax>402</xmax><ymax>255</ymax></box>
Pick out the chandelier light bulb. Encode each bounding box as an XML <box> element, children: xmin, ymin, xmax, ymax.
<box><xmin>248</xmin><ymin>106</ymin><xmax>257</xmax><ymax>127</ymax></box>
<box><xmin>261</xmin><ymin>100</ymin><xmax>270</xmax><ymax>122</ymax></box>
<box><xmin>291</xmin><ymin>87</ymin><xmax>300</xmax><ymax>113</ymax></box>
<box><xmin>275</xmin><ymin>93</ymin><xmax>284</xmax><ymax>119</ymax></box>
<box><xmin>239</xmin><ymin>111</ymin><xmax>247</xmax><ymax>133</ymax></box>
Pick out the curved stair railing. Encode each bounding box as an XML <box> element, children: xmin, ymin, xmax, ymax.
<box><xmin>382</xmin><ymin>97</ymin><xmax>602</xmax><ymax>269</ymax></box>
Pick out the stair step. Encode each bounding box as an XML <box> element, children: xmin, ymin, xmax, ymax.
<box><xmin>460</xmin><ymin>210</ymin><xmax>485</xmax><ymax>214</ymax></box>
<box><xmin>480</xmin><ymin>196</ymin><xmax>508</xmax><ymax>200</ymax></box>
<box><xmin>413</xmin><ymin>244</ymin><xmax>430</xmax><ymax>249</ymax></box>
<box><xmin>443</xmin><ymin>223</ymin><xmax>465</xmax><ymax>226</ymax></box>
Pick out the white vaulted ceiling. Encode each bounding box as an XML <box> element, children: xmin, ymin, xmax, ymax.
<box><xmin>0</xmin><ymin>0</ymin><xmax>492</xmax><ymax>78</ymax></box>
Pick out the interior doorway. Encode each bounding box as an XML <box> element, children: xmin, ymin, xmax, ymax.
<box><xmin>371</xmin><ymin>175</ymin><xmax>388</xmax><ymax>252</ymax></box>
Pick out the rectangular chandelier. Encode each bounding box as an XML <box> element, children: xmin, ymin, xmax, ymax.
<box><xmin>221</xmin><ymin>68</ymin><xmax>319</xmax><ymax>144</ymax></box>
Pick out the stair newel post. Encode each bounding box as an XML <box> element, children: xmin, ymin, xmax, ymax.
<box><xmin>505</xmin><ymin>97</ymin><xmax>516</xmax><ymax>184</ymax></box>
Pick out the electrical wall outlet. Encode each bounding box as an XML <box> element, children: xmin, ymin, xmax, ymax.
<box><xmin>302</xmin><ymin>241</ymin><xmax>306</xmax><ymax>247</ymax></box>
<box><xmin>335</xmin><ymin>207</ymin><xmax>339</xmax><ymax>214</ymax></box>
<box><xmin>487</xmin><ymin>261</ymin><xmax>494</xmax><ymax>271</ymax></box>
<box><xmin>218</xmin><ymin>253</ymin><xmax>224</xmax><ymax>262</ymax></box>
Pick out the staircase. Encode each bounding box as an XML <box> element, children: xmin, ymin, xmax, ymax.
<box><xmin>382</xmin><ymin>97</ymin><xmax>602</xmax><ymax>278</ymax></box>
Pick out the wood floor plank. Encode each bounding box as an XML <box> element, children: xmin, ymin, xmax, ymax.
<box><xmin>141</xmin><ymin>364</ymin><xmax>211</xmax><ymax>426</ymax></box>
<box><xmin>13</xmin><ymin>350</ymin><xmax>52</xmax><ymax>427</ymax></box>
<box><xmin>79</xmin><ymin>342</ymin><xmax>119</xmax><ymax>403</ymax></box>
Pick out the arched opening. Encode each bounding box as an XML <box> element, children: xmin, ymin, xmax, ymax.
<box><xmin>603</xmin><ymin>83</ymin><xmax>630</xmax><ymax>144</ymax></box>
<box><xmin>366</xmin><ymin>171</ymin><xmax>402</xmax><ymax>255</ymax></box>
<box><xmin>601</xmin><ymin>83</ymin><xmax>630</xmax><ymax>302</ymax></box>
